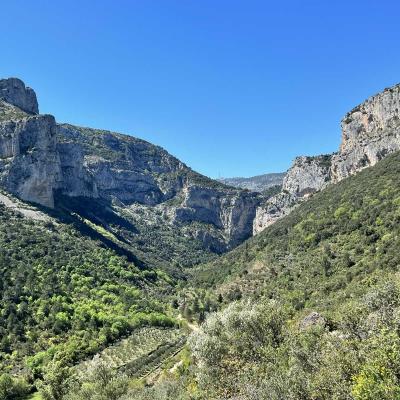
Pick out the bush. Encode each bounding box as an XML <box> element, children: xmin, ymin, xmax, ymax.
<box><xmin>0</xmin><ymin>374</ymin><xmax>30</xmax><ymax>400</ymax></box>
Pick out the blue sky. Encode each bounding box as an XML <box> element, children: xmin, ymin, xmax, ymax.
<box><xmin>1</xmin><ymin>1</ymin><xmax>400</xmax><ymax>178</ymax></box>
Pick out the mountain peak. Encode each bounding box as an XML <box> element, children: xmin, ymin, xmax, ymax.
<box><xmin>0</xmin><ymin>77</ymin><xmax>39</xmax><ymax>114</ymax></box>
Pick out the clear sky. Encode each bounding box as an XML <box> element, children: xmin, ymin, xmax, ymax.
<box><xmin>1</xmin><ymin>1</ymin><xmax>400</xmax><ymax>178</ymax></box>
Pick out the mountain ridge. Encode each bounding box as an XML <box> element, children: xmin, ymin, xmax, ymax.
<box><xmin>0</xmin><ymin>78</ymin><xmax>266</xmax><ymax>256</ymax></box>
<box><xmin>217</xmin><ymin>172</ymin><xmax>285</xmax><ymax>192</ymax></box>
<box><xmin>1</xmin><ymin>77</ymin><xmax>400</xmax><ymax>252</ymax></box>
<box><xmin>254</xmin><ymin>82</ymin><xmax>400</xmax><ymax>233</ymax></box>
<box><xmin>2</xmin><ymin>77</ymin><xmax>400</xmax><ymax>399</ymax></box>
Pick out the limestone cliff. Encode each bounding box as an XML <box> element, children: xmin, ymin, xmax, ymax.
<box><xmin>254</xmin><ymin>83</ymin><xmax>400</xmax><ymax>233</ymax></box>
<box><xmin>0</xmin><ymin>103</ymin><xmax>60</xmax><ymax>208</ymax></box>
<box><xmin>0</xmin><ymin>78</ymin><xmax>38</xmax><ymax>114</ymax></box>
<box><xmin>0</xmin><ymin>78</ymin><xmax>261</xmax><ymax>253</ymax></box>
<box><xmin>2</xmin><ymin>77</ymin><xmax>400</xmax><ymax>252</ymax></box>
<box><xmin>331</xmin><ymin>84</ymin><xmax>400</xmax><ymax>182</ymax></box>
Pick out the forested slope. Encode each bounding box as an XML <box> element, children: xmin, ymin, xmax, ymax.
<box><xmin>129</xmin><ymin>150</ymin><xmax>400</xmax><ymax>400</ymax></box>
<box><xmin>0</xmin><ymin>194</ymin><xmax>176</xmax><ymax>380</ymax></box>
<box><xmin>28</xmin><ymin>145</ymin><xmax>400</xmax><ymax>400</ymax></box>
<box><xmin>196</xmin><ymin>150</ymin><xmax>400</xmax><ymax>302</ymax></box>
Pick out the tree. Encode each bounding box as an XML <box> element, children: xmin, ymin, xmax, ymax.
<box><xmin>37</xmin><ymin>359</ymin><xmax>73</xmax><ymax>400</ymax></box>
<box><xmin>65</xmin><ymin>360</ymin><xmax>128</xmax><ymax>400</ymax></box>
<box><xmin>352</xmin><ymin>330</ymin><xmax>400</xmax><ymax>400</ymax></box>
<box><xmin>0</xmin><ymin>374</ymin><xmax>30</xmax><ymax>400</ymax></box>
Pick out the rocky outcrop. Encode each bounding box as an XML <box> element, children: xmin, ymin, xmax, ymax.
<box><xmin>57</xmin><ymin>141</ymin><xmax>98</xmax><ymax>198</ymax></box>
<box><xmin>54</xmin><ymin>124</ymin><xmax>261</xmax><ymax>250</ymax></box>
<box><xmin>254</xmin><ymin>83</ymin><xmax>400</xmax><ymax>234</ymax></box>
<box><xmin>2</xmin><ymin>77</ymin><xmax>400</xmax><ymax>251</ymax></box>
<box><xmin>282</xmin><ymin>155</ymin><xmax>331</xmax><ymax>197</ymax></box>
<box><xmin>253</xmin><ymin>155</ymin><xmax>332</xmax><ymax>233</ymax></box>
<box><xmin>253</xmin><ymin>191</ymin><xmax>298</xmax><ymax>233</ymax></box>
<box><xmin>0</xmin><ymin>113</ymin><xmax>61</xmax><ymax>207</ymax></box>
<box><xmin>0</xmin><ymin>78</ymin><xmax>38</xmax><ymax>114</ymax></box>
<box><xmin>0</xmin><ymin>79</ymin><xmax>262</xmax><ymax>252</ymax></box>
<box><xmin>331</xmin><ymin>84</ymin><xmax>400</xmax><ymax>182</ymax></box>
<box><xmin>174</xmin><ymin>185</ymin><xmax>260</xmax><ymax>249</ymax></box>
<box><xmin>56</xmin><ymin>123</ymin><xmax>186</xmax><ymax>204</ymax></box>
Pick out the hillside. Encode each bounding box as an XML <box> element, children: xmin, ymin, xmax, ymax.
<box><xmin>0</xmin><ymin>78</ymin><xmax>262</xmax><ymax>398</ymax></box>
<box><xmin>217</xmin><ymin>172</ymin><xmax>285</xmax><ymax>192</ymax></box>
<box><xmin>2</xmin><ymin>78</ymin><xmax>400</xmax><ymax>400</ymax></box>
<box><xmin>53</xmin><ymin>143</ymin><xmax>400</xmax><ymax>400</ymax></box>
<box><xmin>0</xmin><ymin>77</ymin><xmax>265</xmax><ymax>264</ymax></box>
<box><xmin>196</xmin><ymin>150</ymin><xmax>400</xmax><ymax>295</ymax></box>
<box><xmin>0</xmin><ymin>190</ymin><xmax>177</xmax><ymax>378</ymax></box>
<box><xmin>135</xmin><ymin>150</ymin><xmax>400</xmax><ymax>400</ymax></box>
<box><xmin>254</xmin><ymin>83</ymin><xmax>400</xmax><ymax>233</ymax></box>
<box><xmin>12</xmin><ymin>140</ymin><xmax>400</xmax><ymax>400</ymax></box>
<box><xmin>55</xmin><ymin>123</ymin><xmax>262</xmax><ymax>257</ymax></box>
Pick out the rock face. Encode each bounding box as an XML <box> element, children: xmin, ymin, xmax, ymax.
<box><xmin>0</xmin><ymin>78</ymin><xmax>39</xmax><ymax>114</ymax></box>
<box><xmin>282</xmin><ymin>155</ymin><xmax>331</xmax><ymax>197</ymax></box>
<box><xmin>174</xmin><ymin>185</ymin><xmax>260</xmax><ymax>250</ymax></box>
<box><xmin>56</xmin><ymin>123</ymin><xmax>184</xmax><ymax>204</ymax></box>
<box><xmin>54</xmin><ymin>123</ymin><xmax>262</xmax><ymax>250</ymax></box>
<box><xmin>331</xmin><ymin>85</ymin><xmax>400</xmax><ymax>182</ymax></box>
<box><xmin>1</xmin><ymin>78</ymin><xmax>400</xmax><ymax>250</ymax></box>
<box><xmin>0</xmin><ymin>78</ymin><xmax>262</xmax><ymax>252</ymax></box>
<box><xmin>0</xmin><ymin>113</ymin><xmax>61</xmax><ymax>207</ymax></box>
<box><xmin>253</xmin><ymin>191</ymin><xmax>298</xmax><ymax>234</ymax></box>
<box><xmin>254</xmin><ymin>83</ymin><xmax>400</xmax><ymax>233</ymax></box>
<box><xmin>253</xmin><ymin>155</ymin><xmax>332</xmax><ymax>233</ymax></box>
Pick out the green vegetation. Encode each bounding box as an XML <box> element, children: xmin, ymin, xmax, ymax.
<box><xmin>0</xmin><ymin>101</ymin><xmax>29</xmax><ymax>122</ymax></box>
<box><xmin>134</xmin><ymin>150</ymin><xmax>400</xmax><ymax>399</ymax></box>
<box><xmin>77</xmin><ymin>327</ymin><xmax>184</xmax><ymax>376</ymax></box>
<box><xmin>53</xmin><ymin>194</ymin><xmax>216</xmax><ymax>274</ymax></box>
<box><xmin>25</xmin><ymin>393</ymin><xmax>42</xmax><ymax>400</ymax></box>
<box><xmin>0</xmin><ymin>201</ymin><xmax>176</xmax><ymax>381</ymax></box>
<box><xmin>194</xmin><ymin>151</ymin><xmax>400</xmax><ymax>298</ymax></box>
<box><xmin>304</xmin><ymin>153</ymin><xmax>332</xmax><ymax>168</ymax></box>
<box><xmin>261</xmin><ymin>183</ymin><xmax>282</xmax><ymax>198</ymax></box>
<box><xmin>0</xmin><ymin>373</ymin><xmax>31</xmax><ymax>399</ymax></box>
<box><xmin>4</xmin><ymin>134</ymin><xmax>400</xmax><ymax>398</ymax></box>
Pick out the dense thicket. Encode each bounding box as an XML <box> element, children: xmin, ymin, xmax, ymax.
<box><xmin>5</xmin><ymin>151</ymin><xmax>400</xmax><ymax>400</ymax></box>
<box><xmin>0</xmin><ymin>204</ymin><xmax>175</xmax><ymax>383</ymax></box>
<box><xmin>196</xmin><ymin>151</ymin><xmax>400</xmax><ymax>306</ymax></box>
<box><xmin>132</xmin><ymin>150</ymin><xmax>400</xmax><ymax>399</ymax></box>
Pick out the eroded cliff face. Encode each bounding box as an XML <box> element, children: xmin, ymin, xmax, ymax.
<box><xmin>331</xmin><ymin>85</ymin><xmax>400</xmax><ymax>182</ymax></box>
<box><xmin>173</xmin><ymin>185</ymin><xmax>260</xmax><ymax>249</ymax></box>
<box><xmin>0</xmin><ymin>78</ymin><xmax>38</xmax><ymax>114</ymax></box>
<box><xmin>253</xmin><ymin>191</ymin><xmax>297</xmax><ymax>233</ymax></box>
<box><xmin>0</xmin><ymin>78</ymin><xmax>261</xmax><ymax>252</ymax></box>
<box><xmin>56</xmin><ymin>123</ymin><xmax>190</xmax><ymax>203</ymax></box>
<box><xmin>282</xmin><ymin>155</ymin><xmax>331</xmax><ymax>197</ymax></box>
<box><xmin>54</xmin><ymin>124</ymin><xmax>261</xmax><ymax>251</ymax></box>
<box><xmin>2</xmin><ymin>77</ymin><xmax>400</xmax><ymax>250</ymax></box>
<box><xmin>0</xmin><ymin>109</ymin><xmax>61</xmax><ymax>208</ymax></box>
<box><xmin>253</xmin><ymin>155</ymin><xmax>332</xmax><ymax>233</ymax></box>
<box><xmin>254</xmin><ymin>83</ymin><xmax>400</xmax><ymax>233</ymax></box>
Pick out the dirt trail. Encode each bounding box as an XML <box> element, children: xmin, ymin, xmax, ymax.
<box><xmin>164</xmin><ymin>315</ymin><xmax>199</xmax><ymax>375</ymax></box>
<box><xmin>146</xmin><ymin>316</ymin><xmax>199</xmax><ymax>382</ymax></box>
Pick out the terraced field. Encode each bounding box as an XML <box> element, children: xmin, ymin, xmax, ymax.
<box><xmin>121</xmin><ymin>335</ymin><xmax>187</xmax><ymax>379</ymax></box>
<box><xmin>77</xmin><ymin>327</ymin><xmax>186</xmax><ymax>378</ymax></box>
